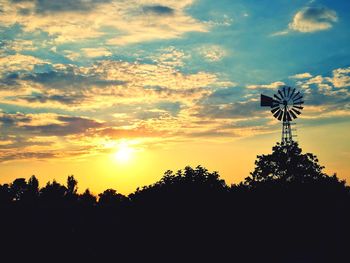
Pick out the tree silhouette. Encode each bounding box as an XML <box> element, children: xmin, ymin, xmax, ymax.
<box><xmin>244</xmin><ymin>141</ymin><xmax>345</xmax><ymax>188</ymax></box>
<box><xmin>98</xmin><ymin>189</ymin><xmax>127</xmax><ymax>207</ymax></box>
<box><xmin>0</xmin><ymin>145</ymin><xmax>348</xmax><ymax>262</ymax></box>
<box><xmin>27</xmin><ymin>175</ymin><xmax>39</xmax><ymax>193</ymax></box>
<box><xmin>66</xmin><ymin>175</ymin><xmax>78</xmax><ymax>195</ymax></box>
<box><xmin>65</xmin><ymin>175</ymin><xmax>78</xmax><ymax>204</ymax></box>
<box><xmin>130</xmin><ymin>165</ymin><xmax>227</xmax><ymax>204</ymax></box>
<box><xmin>79</xmin><ymin>189</ymin><xmax>96</xmax><ymax>206</ymax></box>
<box><xmin>40</xmin><ymin>180</ymin><xmax>67</xmax><ymax>203</ymax></box>
<box><xmin>23</xmin><ymin>175</ymin><xmax>39</xmax><ymax>203</ymax></box>
<box><xmin>10</xmin><ymin>178</ymin><xmax>27</xmax><ymax>202</ymax></box>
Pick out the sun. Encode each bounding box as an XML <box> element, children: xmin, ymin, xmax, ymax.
<box><xmin>114</xmin><ymin>143</ymin><xmax>134</xmax><ymax>163</ymax></box>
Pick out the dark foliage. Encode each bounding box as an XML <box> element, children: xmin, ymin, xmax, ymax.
<box><xmin>0</xmin><ymin>142</ymin><xmax>349</xmax><ymax>262</ymax></box>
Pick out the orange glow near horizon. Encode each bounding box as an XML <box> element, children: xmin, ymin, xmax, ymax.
<box><xmin>0</xmin><ymin>121</ymin><xmax>349</xmax><ymax>196</ymax></box>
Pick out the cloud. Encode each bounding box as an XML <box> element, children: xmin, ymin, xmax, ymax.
<box><xmin>1</xmin><ymin>64</ymin><xmax>349</xmax><ymax>162</ymax></box>
<box><xmin>0</xmin><ymin>151</ymin><xmax>57</xmax><ymax>162</ymax></box>
<box><xmin>202</xmin><ymin>87</ymin><xmax>244</xmax><ymax>105</ymax></box>
<box><xmin>195</xmin><ymin>99</ymin><xmax>263</xmax><ymax>119</ymax></box>
<box><xmin>98</xmin><ymin>126</ymin><xmax>165</xmax><ymax>139</ymax></box>
<box><xmin>328</xmin><ymin>67</ymin><xmax>350</xmax><ymax>88</ymax></box>
<box><xmin>14</xmin><ymin>93</ymin><xmax>86</xmax><ymax>105</ymax></box>
<box><xmin>81</xmin><ymin>48</ymin><xmax>112</xmax><ymax>58</ymax></box>
<box><xmin>150</xmin><ymin>47</ymin><xmax>188</xmax><ymax>68</ymax></box>
<box><xmin>33</xmin><ymin>0</ymin><xmax>112</xmax><ymax>14</ymax></box>
<box><xmin>142</xmin><ymin>5</ymin><xmax>174</xmax><ymax>16</ymax></box>
<box><xmin>0</xmin><ymin>40</ymin><xmax>37</xmax><ymax>53</ymax></box>
<box><xmin>22</xmin><ymin>115</ymin><xmax>103</xmax><ymax>136</ymax></box>
<box><xmin>0</xmin><ymin>112</ymin><xmax>103</xmax><ymax>136</ymax></box>
<box><xmin>290</xmin><ymin>72</ymin><xmax>313</xmax><ymax>79</ymax></box>
<box><xmin>198</xmin><ymin>45</ymin><xmax>228</xmax><ymax>62</ymax></box>
<box><xmin>0</xmin><ymin>0</ymin><xmax>207</xmax><ymax>45</ymax></box>
<box><xmin>0</xmin><ymin>58</ymin><xmax>220</xmax><ymax>111</ymax></box>
<box><xmin>289</xmin><ymin>6</ymin><xmax>338</xmax><ymax>33</ymax></box>
<box><xmin>204</xmin><ymin>14</ymin><xmax>233</xmax><ymax>27</ymax></box>
<box><xmin>0</xmin><ymin>112</ymin><xmax>107</xmax><ymax>162</ymax></box>
<box><xmin>292</xmin><ymin>70</ymin><xmax>350</xmax><ymax>117</ymax></box>
<box><xmin>0</xmin><ymin>112</ymin><xmax>32</xmax><ymax>126</ymax></box>
<box><xmin>247</xmin><ymin>81</ymin><xmax>285</xmax><ymax>89</ymax></box>
<box><xmin>0</xmin><ymin>54</ymin><xmax>47</xmax><ymax>73</ymax></box>
<box><xmin>270</xmin><ymin>30</ymin><xmax>289</xmax><ymax>37</ymax></box>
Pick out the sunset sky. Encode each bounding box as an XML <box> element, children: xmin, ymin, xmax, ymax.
<box><xmin>0</xmin><ymin>0</ymin><xmax>349</xmax><ymax>194</ymax></box>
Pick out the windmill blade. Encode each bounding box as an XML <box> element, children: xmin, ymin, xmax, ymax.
<box><xmin>282</xmin><ymin>87</ymin><xmax>287</xmax><ymax>97</ymax></box>
<box><xmin>291</xmin><ymin>91</ymin><xmax>300</xmax><ymax>100</ymax></box>
<box><xmin>282</xmin><ymin>110</ymin><xmax>287</xmax><ymax>121</ymax></box>
<box><xmin>278</xmin><ymin>89</ymin><xmax>284</xmax><ymax>99</ymax></box>
<box><xmin>286</xmin><ymin>111</ymin><xmax>292</xmax><ymax>121</ymax></box>
<box><xmin>274</xmin><ymin>94</ymin><xmax>282</xmax><ymax>101</ymax></box>
<box><xmin>287</xmin><ymin>86</ymin><xmax>291</xmax><ymax>98</ymax></box>
<box><xmin>293</xmin><ymin>95</ymin><xmax>303</xmax><ymax>102</ymax></box>
<box><xmin>291</xmin><ymin>108</ymin><xmax>301</xmax><ymax>115</ymax></box>
<box><xmin>289</xmin><ymin>110</ymin><xmax>298</xmax><ymax>119</ymax></box>
<box><xmin>274</xmin><ymin>109</ymin><xmax>282</xmax><ymax>119</ymax></box>
<box><xmin>271</xmin><ymin>107</ymin><xmax>280</xmax><ymax>114</ymax></box>
<box><xmin>293</xmin><ymin>105</ymin><xmax>304</xmax><ymax>110</ymax></box>
<box><xmin>289</xmin><ymin>88</ymin><xmax>296</xmax><ymax>99</ymax></box>
<box><xmin>273</xmin><ymin>108</ymin><xmax>281</xmax><ymax>118</ymax></box>
<box><xmin>277</xmin><ymin>110</ymin><xmax>283</xmax><ymax>121</ymax></box>
<box><xmin>293</xmin><ymin>100</ymin><xmax>304</xmax><ymax>105</ymax></box>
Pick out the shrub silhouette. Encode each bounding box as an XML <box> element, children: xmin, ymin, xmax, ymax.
<box><xmin>0</xmin><ymin>143</ymin><xmax>349</xmax><ymax>262</ymax></box>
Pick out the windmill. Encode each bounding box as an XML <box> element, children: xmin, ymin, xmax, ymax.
<box><xmin>261</xmin><ymin>86</ymin><xmax>304</xmax><ymax>144</ymax></box>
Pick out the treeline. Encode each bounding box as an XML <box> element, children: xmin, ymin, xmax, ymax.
<box><xmin>0</xmin><ymin>142</ymin><xmax>349</xmax><ymax>263</ymax></box>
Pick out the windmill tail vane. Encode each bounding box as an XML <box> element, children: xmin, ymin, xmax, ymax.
<box><xmin>260</xmin><ymin>86</ymin><xmax>304</xmax><ymax>145</ymax></box>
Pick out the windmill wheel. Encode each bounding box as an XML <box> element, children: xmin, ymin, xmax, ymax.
<box><xmin>261</xmin><ymin>86</ymin><xmax>304</xmax><ymax>121</ymax></box>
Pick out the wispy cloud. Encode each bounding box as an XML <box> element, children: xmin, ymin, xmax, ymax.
<box><xmin>198</xmin><ymin>45</ymin><xmax>228</xmax><ymax>62</ymax></box>
<box><xmin>247</xmin><ymin>81</ymin><xmax>285</xmax><ymax>90</ymax></box>
<box><xmin>81</xmin><ymin>48</ymin><xmax>112</xmax><ymax>58</ymax></box>
<box><xmin>289</xmin><ymin>73</ymin><xmax>313</xmax><ymax>79</ymax></box>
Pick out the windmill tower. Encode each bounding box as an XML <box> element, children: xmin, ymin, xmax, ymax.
<box><xmin>260</xmin><ymin>86</ymin><xmax>304</xmax><ymax>145</ymax></box>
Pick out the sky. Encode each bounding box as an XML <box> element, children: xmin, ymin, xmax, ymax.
<box><xmin>0</xmin><ymin>0</ymin><xmax>349</xmax><ymax>194</ymax></box>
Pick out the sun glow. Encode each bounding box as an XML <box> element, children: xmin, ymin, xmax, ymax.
<box><xmin>114</xmin><ymin>142</ymin><xmax>134</xmax><ymax>163</ymax></box>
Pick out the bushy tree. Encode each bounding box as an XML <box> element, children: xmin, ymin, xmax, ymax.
<box><xmin>98</xmin><ymin>189</ymin><xmax>127</xmax><ymax>207</ymax></box>
<box><xmin>40</xmin><ymin>180</ymin><xmax>67</xmax><ymax>202</ymax></box>
<box><xmin>130</xmin><ymin>165</ymin><xmax>228</xmax><ymax>208</ymax></box>
<box><xmin>79</xmin><ymin>189</ymin><xmax>97</xmax><ymax>206</ymax></box>
<box><xmin>245</xmin><ymin>142</ymin><xmax>341</xmax><ymax>185</ymax></box>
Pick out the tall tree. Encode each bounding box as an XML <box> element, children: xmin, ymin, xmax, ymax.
<box><xmin>66</xmin><ymin>175</ymin><xmax>78</xmax><ymax>195</ymax></box>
